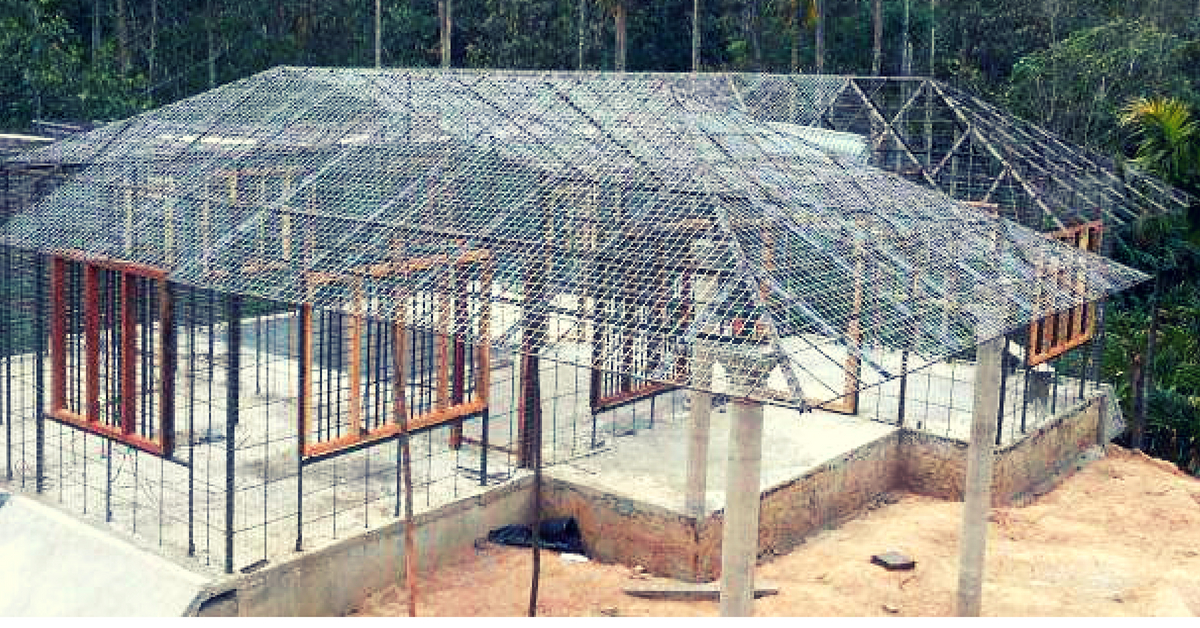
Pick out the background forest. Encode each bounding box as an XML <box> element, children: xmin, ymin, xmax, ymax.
<box><xmin>1</xmin><ymin>0</ymin><xmax>1198</xmax><ymax>471</ymax></box>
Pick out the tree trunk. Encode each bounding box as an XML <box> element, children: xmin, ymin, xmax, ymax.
<box><xmin>791</xmin><ymin>0</ymin><xmax>800</xmax><ymax>73</ymax></box>
<box><xmin>439</xmin><ymin>1</ymin><xmax>452</xmax><ymax>68</ymax></box>
<box><xmin>614</xmin><ymin>3</ymin><xmax>626</xmax><ymax>72</ymax></box>
<box><xmin>149</xmin><ymin>0</ymin><xmax>158</xmax><ymax>94</ymax></box>
<box><xmin>815</xmin><ymin>0</ymin><xmax>825</xmax><ymax>73</ymax></box>
<box><xmin>1131</xmin><ymin>353</ymin><xmax>1144</xmax><ymax>450</ymax></box>
<box><xmin>748</xmin><ymin>0</ymin><xmax>763</xmax><ymax>71</ymax></box>
<box><xmin>693</xmin><ymin>0</ymin><xmax>701</xmax><ymax>72</ymax></box>
<box><xmin>872</xmin><ymin>0</ymin><xmax>882</xmax><ymax>75</ymax></box>
<box><xmin>92</xmin><ymin>0</ymin><xmax>101</xmax><ymax>62</ymax></box>
<box><xmin>374</xmin><ymin>0</ymin><xmax>381</xmax><ymax>68</ymax></box>
<box><xmin>1139</xmin><ymin>275</ymin><xmax>1161</xmax><ymax>451</ymax></box>
<box><xmin>900</xmin><ymin>0</ymin><xmax>912</xmax><ymax>76</ymax></box>
<box><xmin>115</xmin><ymin>0</ymin><xmax>130</xmax><ymax>75</ymax></box>
<box><xmin>928</xmin><ymin>0</ymin><xmax>936</xmax><ymax>76</ymax></box>
<box><xmin>206</xmin><ymin>0</ymin><xmax>216</xmax><ymax>88</ymax></box>
<box><xmin>578</xmin><ymin>0</ymin><xmax>587</xmax><ymax>70</ymax></box>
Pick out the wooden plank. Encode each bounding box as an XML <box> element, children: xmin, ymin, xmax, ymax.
<box><xmin>119</xmin><ymin>271</ymin><xmax>137</xmax><ymax>435</ymax></box>
<box><xmin>842</xmin><ymin>236</ymin><xmax>865</xmax><ymax>415</ymax></box>
<box><xmin>49</xmin><ymin>257</ymin><xmax>66</xmax><ymax>413</ymax></box>
<box><xmin>49</xmin><ymin>409</ymin><xmax>165</xmax><ymax>457</ymax></box>
<box><xmin>301</xmin><ymin>400</ymin><xmax>486</xmax><ymax>458</ymax></box>
<box><xmin>348</xmin><ymin>282</ymin><xmax>364</xmax><ymax>436</ymax></box>
<box><xmin>622</xmin><ymin>580</ymin><xmax>779</xmax><ymax>601</ymax></box>
<box><xmin>298</xmin><ymin>304</ymin><xmax>312</xmax><ymax>459</ymax></box>
<box><xmin>84</xmin><ymin>265</ymin><xmax>102</xmax><ymax>423</ymax></box>
<box><xmin>55</xmin><ymin>250</ymin><xmax>167</xmax><ymax>280</ymax></box>
<box><xmin>159</xmin><ymin>280</ymin><xmax>176</xmax><ymax>457</ymax></box>
<box><xmin>592</xmin><ymin>382</ymin><xmax>676</xmax><ymax>412</ymax></box>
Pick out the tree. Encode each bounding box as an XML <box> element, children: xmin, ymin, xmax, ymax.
<box><xmin>1121</xmin><ymin>96</ymin><xmax>1200</xmax><ymax>194</ymax></box>
<box><xmin>596</xmin><ymin>0</ymin><xmax>639</xmax><ymax>71</ymax></box>
<box><xmin>439</xmin><ymin>0</ymin><xmax>452</xmax><ymax>68</ymax></box>
<box><xmin>692</xmin><ymin>0</ymin><xmax>700</xmax><ymax>71</ymax></box>
<box><xmin>871</xmin><ymin>0</ymin><xmax>882</xmax><ymax>74</ymax></box>
<box><xmin>1007</xmin><ymin>20</ymin><xmax>1197</xmax><ymax>150</ymax></box>
<box><xmin>814</xmin><ymin>0</ymin><xmax>824</xmax><ymax>72</ymax></box>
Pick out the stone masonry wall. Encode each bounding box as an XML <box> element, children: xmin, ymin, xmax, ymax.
<box><xmin>899</xmin><ymin>394</ymin><xmax>1104</xmax><ymax>506</ymax></box>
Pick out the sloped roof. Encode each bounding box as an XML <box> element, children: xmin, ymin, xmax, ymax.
<box><xmin>1</xmin><ymin>68</ymin><xmax>1148</xmax><ymax>407</ymax></box>
<box><xmin>729</xmin><ymin>75</ymin><xmax>1193</xmax><ymax>229</ymax></box>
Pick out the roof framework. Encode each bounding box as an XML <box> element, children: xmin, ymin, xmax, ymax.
<box><xmin>1</xmin><ymin>68</ymin><xmax>1151</xmax><ymax>408</ymax></box>
<box><xmin>730</xmin><ymin>75</ymin><xmax>1192</xmax><ymax>229</ymax></box>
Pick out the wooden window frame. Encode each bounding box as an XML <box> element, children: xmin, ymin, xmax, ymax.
<box><xmin>1028</xmin><ymin>220</ymin><xmax>1102</xmax><ymax>366</ymax></box>
<box><xmin>48</xmin><ymin>255</ymin><xmax>175</xmax><ymax>457</ymax></box>
<box><xmin>299</xmin><ymin>251</ymin><xmax>492</xmax><ymax>459</ymax></box>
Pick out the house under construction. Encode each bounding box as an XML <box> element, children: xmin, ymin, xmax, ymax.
<box><xmin>0</xmin><ymin>69</ymin><xmax>1186</xmax><ymax>616</ymax></box>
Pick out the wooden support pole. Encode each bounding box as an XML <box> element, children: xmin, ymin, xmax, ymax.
<box><xmin>348</xmin><ymin>281</ymin><xmax>364</xmax><ymax>436</ymax></box>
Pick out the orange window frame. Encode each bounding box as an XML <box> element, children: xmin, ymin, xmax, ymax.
<box><xmin>299</xmin><ymin>251</ymin><xmax>492</xmax><ymax>459</ymax></box>
<box><xmin>1028</xmin><ymin>220</ymin><xmax>1102</xmax><ymax>367</ymax></box>
<box><xmin>48</xmin><ymin>256</ymin><xmax>175</xmax><ymax>457</ymax></box>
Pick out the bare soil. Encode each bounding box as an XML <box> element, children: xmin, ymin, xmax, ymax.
<box><xmin>351</xmin><ymin>446</ymin><xmax>1200</xmax><ymax>617</ymax></box>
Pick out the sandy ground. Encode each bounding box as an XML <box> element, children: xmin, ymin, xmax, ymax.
<box><xmin>351</xmin><ymin>446</ymin><xmax>1200</xmax><ymax>617</ymax></box>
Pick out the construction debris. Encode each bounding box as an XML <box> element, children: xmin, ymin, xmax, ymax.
<box><xmin>622</xmin><ymin>580</ymin><xmax>780</xmax><ymax>602</ymax></box>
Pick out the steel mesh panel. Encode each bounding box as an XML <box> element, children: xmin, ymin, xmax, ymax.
<box><xmin>2</xmin><ymin>68</ymin><xmax>1153</xmax><ymax>408</ymax></box>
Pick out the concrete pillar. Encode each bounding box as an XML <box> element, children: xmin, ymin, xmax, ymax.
<box><xmin>956</xmin><ymin>332</ymin><xmax>1003</xmax><ymax>616</ymax></box>
<box><xmin>685</xmin><ymin>361</ymin><xmax>712</xmax><ymax>519</ymax></box>
<box><xmin>719</xmin><ymin>397</ymin><xmax>764</xmax><ymax>617</ymax></box>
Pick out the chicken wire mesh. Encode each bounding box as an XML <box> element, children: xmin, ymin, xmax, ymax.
<box><xmin>2</xmin><ymin>68</ymin><xmax>1150</xmax><ymax>409</ymax></box>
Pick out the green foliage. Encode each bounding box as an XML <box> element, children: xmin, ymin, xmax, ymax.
<box><xmin>1121</xmin><ymin>96</ymin><xmax>1200</xmax><ymax>195</ymax></box>
<box><xmin>1007</xmin><ymin>20</ymin><xmax>1198</xmax><ymax>150</ymax></box>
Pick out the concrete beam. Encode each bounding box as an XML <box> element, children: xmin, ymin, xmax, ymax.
<box><xmin>956</xmin><ymin>332</ymin><xmax>1003</xmax><ymax>616</ymax></box>
<box><xmin>719</xmin><ymin>397</ymin><xmax>764</xmax><ymax>617</ymax></box>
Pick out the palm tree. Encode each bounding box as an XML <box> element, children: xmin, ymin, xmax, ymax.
<box><xmin>1120</xmin><ymin>96</ymin><xmax>1200</xmax><ymax>194</ymax></box>
<box><xmin>1117</xmin><ymin>99</ymin><xmax>1200</xmax><ymax>456</ymax></box>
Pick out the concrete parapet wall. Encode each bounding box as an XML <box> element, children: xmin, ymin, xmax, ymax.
<box><xmin>197</xmin><ymin>475</ymin><xmax>533</xmax><ymax>617</ymax></box>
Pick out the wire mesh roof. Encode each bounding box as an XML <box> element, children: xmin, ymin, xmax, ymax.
<box><xmin>726</xmin><ymin>75</ymin><xmax>1193</xmax><ymax>229</ymax></box>
<box><xmin>2</xmin><ymin>68</ymin><xmax>1149</xmax><ymax>408</ymax></box>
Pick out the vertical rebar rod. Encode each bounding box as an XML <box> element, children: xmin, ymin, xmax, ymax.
<box><xmin>225</xmin><ymin>293</ymin><xmax>241</xmax><ymax>575</ymax></box>
<box><xmin>4</xmin><ymin>244</ymin><xmax>12</xmax><ymax>481</ymax></box>
<box><xmin>34</xmin><ymin>254</ymin><xmax>46</xmax><ymax>494</ymax></box>
<box><xmin>296</xmin><ymin>304</ymin><xmax>310</xmax><ymax>552</ymax></box>
<box><xmin>187</xmin><ymin>289</ymin><xmax>196</xmax><ymax>556</ymax></box>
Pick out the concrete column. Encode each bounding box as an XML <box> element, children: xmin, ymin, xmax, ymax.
<box><xmin>685</xmin><ymin>361</ymin><xmax>712</xmax><ymax>519</ymax></box>
<box><xmin>719</xmin><ymin>397</ymin><xmax>764</xmax><ymax>617</ymax></box>
<box><xmin>956</xmin><ymin>332</ymin><xmax>1003</xmax><ymax>616</ymax></box>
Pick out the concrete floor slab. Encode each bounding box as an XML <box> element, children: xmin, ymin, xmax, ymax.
<box><xmin>547</xmin><ymin>405</ymin><xmax>897</xmax><ymax>515</ymax></box>
<box><xmin>0</xmin><ymin>493</ymin><xmax>210</xmax><ymax>616</ymax></box>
